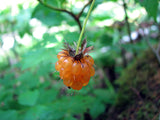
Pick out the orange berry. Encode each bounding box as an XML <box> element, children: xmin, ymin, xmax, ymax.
<box><xmin>90</xmin><ymin>66</ymin><xmax>95</xmax><ymax>77</ymax></box>
<box><xmin>55</xmin><ymin>61</ymin><xmax>61</xmax><ymax>71</ymax></box>
<box><xmin>59</xmin><ymin>68</ymin><xmax>64</xmax><ymax>79</ymax></box>
<box><xmin>72</xmin><ymin>61</ymin><xmax>82</xmax><ymax>75</ymax></box>
<box><xmin>83</xmin><ymin>81</ymin><xmax>90</xmax><ymax>86</ymax></box>
<box><xmin>58</xmin><ymin>56</ymin><xmax>67</xmax><ymax>64</ymax></box>
<box><xmin>63</xmin><ymin>57</ymin><xmax>73</xmax><ymax>69</ymax></box>
<box><xmin>55</xmin><ymin>42</ymin><xmax>95</xmax><ymax>90</ymax></box>
<box><xmin>63</xmin><ymin>75</ymin><xmax>73</xmax><ymax>86</ymax></box>
<box><xmin>84</xmin><ymin>55</ymin><xmax>94</xmax><ymax>65</ymax></box>
<box><xmin>81</xmin><ymin>63</ymin><xmax>91</xmax><ymax>76</ymax></box>
<box><xmin>71</xmin><ymin>76</ymin><xmax>83</xmax><ymax>90</ymax></box>
<box><xmin>81</xmin><ymin>74</ymin><xmax>90</xmax><ymax>86</ymax></box>
<box><xmin>63</xmin><ymin>69</ymin><xmax>73</xmax><ymax>82</ymax></box>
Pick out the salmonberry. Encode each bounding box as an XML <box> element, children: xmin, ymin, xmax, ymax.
<box><xmin>55</xmin><ymin>39</ymin><xmax>95</xmax><ymax>90</ymax></box>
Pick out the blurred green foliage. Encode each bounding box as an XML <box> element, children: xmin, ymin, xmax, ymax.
<box><xmin>0</xmin><ymin>0</ymin><xmax>159</xmax><ymax>120</ymax></box>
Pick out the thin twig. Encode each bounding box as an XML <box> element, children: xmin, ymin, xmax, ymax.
<box><xmin>130</xmin><ymin>87</ymin><xmax>143</xmax><ymax>101</ymax></box>
<box><xmin>122</xmin><ymin>0</ymin><xmax>134</xmax><ymax>44</ymax></box>
<box><xmin>77</xmin><ymin>0</ymin><xmax>93</xmax><ymax>18</ymax></box>
<box><xmin>151</xmin><ymin>111</ymin><xmax>160</xmax><ymax>120</ymax></box>
<box><xmin>157</xmin><ymin>41</ymin><xmax>160</xmax><ymax>52</ymax></box>
<box><xmin>118</xmin><ymin>27</ymin><xmax>128</xmax><ymax>68</ymax></box>
<box><xmin>130</xmin><ymin>87</ymin><xmax>151</xmax><ymax>120</ymax></box>
<box><xmin>37</xmin><ymin>0</ymin><xmax>82</xmax><ymax>31</ymax></box>
<box><xmin>38</xmin><ymin>0</ymin><xmax>73</xmax><ymax>16</ymax></box>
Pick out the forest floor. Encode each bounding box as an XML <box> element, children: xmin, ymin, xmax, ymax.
<box><xmin>99</xmin><ymin>49</ymin><xmax>160</xmax><ymax>120</ymax></box>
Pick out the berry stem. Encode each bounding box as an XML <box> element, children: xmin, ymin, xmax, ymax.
<box><xmin>75</xmin><ymin>0</ymin><xmax>95</xmax><ymax>55</ymax></box>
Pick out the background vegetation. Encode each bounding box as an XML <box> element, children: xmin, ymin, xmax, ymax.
<box><xmin>0</xmin><ymin>0</ymin><xmax>159</xmax><ymax>120</ymax></box>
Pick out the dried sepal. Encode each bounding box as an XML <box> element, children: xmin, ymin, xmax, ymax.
<box><xmin>81</xmin><ymin>38</ymin><xmax>87</xmax><ymax>53</ymax></box>
<box><xmin>62</xmin><ymin>39</ymin><xmax>93</xmax><ymax>60</ymax></box>
<box><xmin>83</xmin><ymin>46</ymin><xmax>94</xmax><ymax>54</ymax></box>
<box><xmin>64</xmin><ymin>42</ymin><xmax>75</xmax><ymax>57</ymax></box>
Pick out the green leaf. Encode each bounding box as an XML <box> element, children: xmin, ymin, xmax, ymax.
<box><xmin>0</xmin><ymin>88</ymin><xmax>14</xmax><ymax>108</ymax></box>
<box><xmin>38</xmin><ymin>88</ymin><xmax>59</xmax><ymax>104</ymax></box>
<box><xmin>35</xmin><ymin>104</ymin><xmax>65</xmax><ymax>120</ymax></box>
<box><xmin>43</xmin><ymin>33</ymin><xmax>58</xmax><ymax>43</ymax></box>
<box><xmin>32</xmin><ymin>33</ymin><xmax>58</xmax><ymax>48</ymax></box>
<box><xmin>17</xmin><ymin>71</ymin><xmax>40</xmax><ymax>90</ymax></box>
<box><xmin>62</xmin><ymin>31</ymin><xmax>79</xmax><ymax>45</ymax></box>
<box><xmin>18</xmin><ymin>90</ymin><xmax>39</xmax><ymax>106</ymax></box>
<box><xmin>32</xmin><ymin>4</ymin><xmax>75</xmax><ymax>27</ymax></box>
<box><xmin>90</xmin><ymin>100</ymin><xmax>105</xmax><ymax>119</ymax></box>
<box><xmin>21</xmin><ymin>47</ymin><xmax>56</xmax><ymax>70</ymax></box>
<box><xmin>18</xmin><ymin>23</ymin><xmax>32</xmax><ymax>38</ymax></box>
<box><xmin>32</xmin><ymin>4</ymin><xmax>62</xmax><ymax>26</ymax></box>
<box><xmin>63</xmin><ymin>116</ymin><xmax>77</xmax><ymax>120</ymax></box>
<box><xmin>93</xmin><ymin>89</ymin><xmax>116</xmax><ymax>104</ymax></box>
<box><xmin>100</xmin><ymin>34</ymin><xmax>113</xmax><ymax>46</ymax></box>
<box><xmin>0</xmin><ymin>110</ymin><xmax>18</xmax><ymax>120</ymax></box>
<box><xmin>14</xmin><ymin>7</ymin><xmax>32</xmax><ymax>37</ymax></box>
<box><xmin>121</xmin><ymin>41</ymin><xmax>148</xmax><ymax>52</ymax></box>
<box><xmin>23</xmin><ymin>105</ymin><xmax>48</xmax><ymax>120</ymax></box>
<box><xmin>0</xmin><ymin>73</ymin><xmax>16</xmax><ymax>87</ymax></box>
<box><xmin>42</xmin><ymin>95</ymin><xmax>96</xmax><ymax>119</ymax></box>
<box><xmin>43</xmin><ymin>0</ymin><xmax>67</xmax><ymax>8</ymax></box>
<box><xmin>135</xmin><ymin>0</ymin><xmax>158</xmax><ymax>20</ymax></box>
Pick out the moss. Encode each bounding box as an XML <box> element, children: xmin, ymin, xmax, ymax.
<box><xmin>114</xmin><ymin>49</ymin><xmax>160</xmax><ymax>120</ymax></box>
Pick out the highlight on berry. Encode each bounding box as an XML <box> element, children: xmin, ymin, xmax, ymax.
<box><xmin>55</xmin><ymin>39</ymin><xmax>95</xmax><ymax>90</ymax></box>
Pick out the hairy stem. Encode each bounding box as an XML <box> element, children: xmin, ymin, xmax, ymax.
<box><xmin>75</xmin><ymin>0</ymin><xmax>95</xmax><ymax>54</ymax></box>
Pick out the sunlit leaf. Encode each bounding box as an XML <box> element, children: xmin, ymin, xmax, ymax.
<box><xmin>32</xmin><ymin>4</ymin><xmax>76</xmax><ymax>27</ymax></box>
<box><xmin>21</xmin><ymin>48</ymin><xmax>56</xmax><ymax>70</ymax></box>
<box><xmin>135</xmin><ymin>0</ymin><xmax>158</xmax><ymax>20</ymax></box>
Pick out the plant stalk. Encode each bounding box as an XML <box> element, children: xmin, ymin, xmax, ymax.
<box><xmin>75</xmin><ymin>0</ymin><xmax>95</xmax><ymax>55</ymax></box>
